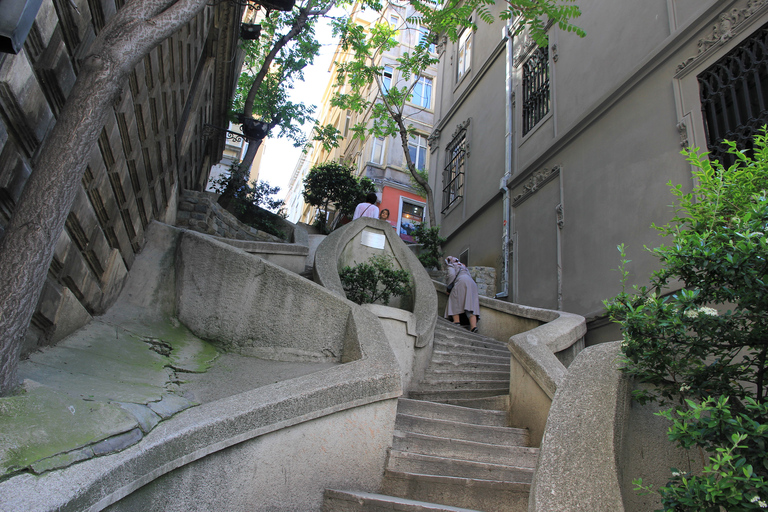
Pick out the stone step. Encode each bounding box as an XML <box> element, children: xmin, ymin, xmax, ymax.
<box><xmin>396</xmin><ymin>399</ymin><xmax>507</xmax><ymax>427</ymax></box>
<box><xmin>415</xmin><ymin>380</ymin><xmax>509</xmax><ymax>392</ymax></box>
<box><xmin>392</xmin><ymin>431</ymin><xmax>538</xmax><ymax>468</ymax></box>
<box><xmin>440</xmin><ymin>395</ymin><xmax>510</xmax><ymax>412</ymax></box>
<box><xmin>381</xmin><ymin>471</ymin><xmax>531</xmax><ymax>512</ymax></box>
<box><xmin>394</xmin><ymin>414</ymin><xmax>529</xmax><ymax>447</ymax></box>
<box><xmin>322</xmin><ymin>489</ymin><xmax>483</xmax><ymax>512</ymax></box>
<box><xmin>428</xmin><ymin>360</ymin><xmax>510</xmax><ymax>373</ymax></box>
<box><xmin>430</xmin><ymin>351</ymin><xmax>510</xmax><ymax>366</ymax></box>
<box><xmin>422</xmin><ymin>369</ymin><xmax>510</xmax><ymax>382</ymax></box>
<box><xmin>433</xmin><ymin>340</ymin><xmax>509</xmax><ymax>357</ymax></box>
<box><xmin>409</xmin><ymin>388</ymin><xmax>510</xmax><ymax>402</ymax></box>
<box><xmin>432</xmin><ymin>331</ymin><xmax>509</xmax><ymax>351</ymax></box>
<box><xmin>387</xmin><ymin>451</ymin><xmax>534</xmax><ymax>484</ymax></box>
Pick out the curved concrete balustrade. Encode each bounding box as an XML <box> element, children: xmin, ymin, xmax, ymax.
<box><xmin>314</xmin><ymin>218</ymin><xmax>438</xmax><ymax>392</ymax></box>
<box><xmin>530</xmin><ymin>342</ymin><xmax>703</xmax><ymax>511</ymax></box>
<box><xmin>0</xmin><ymin>222</ymin><xmax>402</xmax><ymax>511</ymax></box>
<box><xmin>434</xmin><ymin>282</ymin><xmax>586</xmax><ymax>446</ymax></box>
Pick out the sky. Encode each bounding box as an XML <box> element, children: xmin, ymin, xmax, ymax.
<box><xmin>255</xmin><ymin>17</ymin><xmax>340</xmax><ymax>196</ymax></box>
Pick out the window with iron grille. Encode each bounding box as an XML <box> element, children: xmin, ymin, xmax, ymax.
<box><xmin>698</xmin><ymin>23</ymin><xmax>768</xmax><ymax>169</ymax></box>
<box><xmin>442</xmin><ymin>131</ymin><xmax>466</xmax><ymax>212</ymax></box>
<box><xmin>522</xmin><ymin>46</ymin><xmax>550</xmax><ymax>136</ymax></box>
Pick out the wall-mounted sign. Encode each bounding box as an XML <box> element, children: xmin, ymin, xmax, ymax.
<box><xmin>361</xmin><ymin>229</ymin><xmax>386</xmax><ymax>249</ymax></box>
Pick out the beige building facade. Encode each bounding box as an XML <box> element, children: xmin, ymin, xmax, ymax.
<box><xmin>428</xmin><ymin>0</ymin><xmax>768</xmax><ymax>341</ymax></box>
<box><xmin>286</xmin><ymin>3</ymin><xmax>436</xmax><ymax>241</ymax></box>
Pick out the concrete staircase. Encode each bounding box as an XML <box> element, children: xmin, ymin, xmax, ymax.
<box><xmin>324</xmin><ymin>319</ymin><xmax>537</xmax><ymax>512</ymax></box>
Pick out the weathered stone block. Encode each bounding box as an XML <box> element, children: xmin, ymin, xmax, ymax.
<box><xmin>0</xmin><ymin>52</ymin><xmax>54</xmax><ymax>156</ymax></box>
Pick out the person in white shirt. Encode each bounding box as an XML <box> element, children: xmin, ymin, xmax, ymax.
<box><xmin>353</xmin><ymin>193</ymin><xmax>380</xmax><ymax>220</ymax></box>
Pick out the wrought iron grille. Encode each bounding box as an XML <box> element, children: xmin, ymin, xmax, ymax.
<box><xmin>698</xmin><ymin>23</ymin><xmax>768</xmax><ymax>168</ymax></box>
<box><xmin>522</xmin><ymin>46</ymin><xmax>550</xmax><ymax>135</ymax></box>
<box><xmin>442</xmin><ymin>134</ymin><xmax>466</xmax><ymax>212</ymax></box>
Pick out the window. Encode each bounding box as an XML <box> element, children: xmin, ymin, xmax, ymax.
<box><xmin>389</xmin><ymin>14</ymin><xmax>400</xmax><ymax>41</ymax></box>
<box><xmin>412</xmin><ymin>76</ymin><xmax>433</xmax><ymax>109</ymax></box>
<box><xmin>399</xmin><ymin>199</ymin><xmax>425</xmax><ymax>243</ymax></box>
<box><xmin>442</xmin><ymin>129</ymin><xmax>466</xmax><ymax>212</ymax></box>
<box><xmin>408</xmin><ymin>134</ymin><xmax>428</xmax><ymax>170</ymax></box>
<box><xmin>522</xmin><ymin>46</ymin><xmax>550</xmax><ymax>135</ymax></box>
<box><xmin>371</xmin><ymin>136</ymin><xmax>386</xmax><ymax>164</ymax></box>
<box><xmin>698</xmin><ymin>22</ymin><xmax>768</xmax><ymax>168</ymax></box>
<box><xmin>457</xmin><ymin>28</ymin><xmax>472</xmax><ymax>81</ymax></box>
<box><xmin>417</xmin><ymin>26</ymin><xmax>436</xmax><ymax>53</ymax></box>
<box><xmin>344</xmin><ymin>111</ymin><xmax>352</xmax><ymax>137</ymax></box>
<box><xmin>382</xmin><ymin>65</ymin><xmax>394</xmax><ymax>93</ymax></box>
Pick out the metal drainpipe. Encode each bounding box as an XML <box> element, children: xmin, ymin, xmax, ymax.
<box><xmin>497</xmin><ymin>23</ymin><xmax>514</xmax><ymax>299</ymax></box>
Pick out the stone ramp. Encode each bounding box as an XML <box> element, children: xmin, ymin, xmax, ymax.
<box><xmin>325</xmin><ymin>319</ymin><xmax>536</xmax><ymax>512</ymax></box>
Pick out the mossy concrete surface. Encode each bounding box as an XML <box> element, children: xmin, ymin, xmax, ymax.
<box><xmin>1</xmin><ymin>314</ymin><xmax>218</xmax><ymax>478</ymax></box>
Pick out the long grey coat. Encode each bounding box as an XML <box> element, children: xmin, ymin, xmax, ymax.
<box><xmin>444</xmin><ymin>263</ymin><xmax>480</xmax><ymax>318</ymax></box>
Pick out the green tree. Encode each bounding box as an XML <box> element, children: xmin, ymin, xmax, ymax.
<box><xmin>413</xmin><ymin>224</ymin><xmax>446</xmax><ymax>269</ymax></box>
<box><xmin>302</xmin><ymin>161</ymin><xmax>375</xmax><ymax>232</ymax></box>
<box><xmin>232</xmin><ymin>0</ymin><xmax>342</xmax><ymax>175</ymax></box>
<box><xmin>329</xmin><ymin>0</ymin><xmax>583</xmax><ymax>228</ymax></box>
<box><xmin>209</xmin><ymin>165</ymin><xmax>287</xmax><ymax>238</ymax></box>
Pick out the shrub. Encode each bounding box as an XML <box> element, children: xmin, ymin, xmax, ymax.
<box><xmin>605</xmin><ymin>130</ymin><xmax>768</xmax><ymax>511</ymax></box>
<box><xmin>339</xmin><ymin>255</ymin><xmax>412</xmax><ymax>306</ymax></box>
<box><xmin>412</xmin><ymin>225</ymin><xmax>446</xmax><ymax>269</ymax></box>
<box><xmin>210</xmin><ymin>164</ymin><xmax>287</xmax><ymax>238</ymax></box>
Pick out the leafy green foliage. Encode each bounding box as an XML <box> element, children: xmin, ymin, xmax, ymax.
<box><xmin>606</xmin><ymin>133</ymin><xmax>768</xmax><ymax>407</ymax></box>
<box><xmin>210</xmin><ymin>164</ymin><xmax>287</xmax><ymax>238</ymax></box>
<box><xmin>339</xmin><ymin>255</ymin><xmax>412</xmax><ymax>305</ymax></box>
<box><xmin>301</xmin><ymin>161</ymin><xmax>375</xmax><ymax>232</ymax></box>
<box><xmin>634</xmin><ymin>398</ymin><xmax>768</xmax><ymax>511</ymax></box>
<box><xmin>407</xmin><ymin>0</ymin><xmax>584</xmax><ymax>47</ymax></box>
<box><xmin>605</xmin><ymin>130</ymin><xmax>768</xmax><ymax>511</ymax></box>
<box><xmin>413</xmin><ymin>225</ymin><xmax>445</xmax><ymax>269</ymax></box>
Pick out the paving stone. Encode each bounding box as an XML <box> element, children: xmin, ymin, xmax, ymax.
<box><xmin>30</xmin><ymin>446</ymin><xmax>94</xmax><ymax>474</ymax></box>
<box><xmin>91</xmin><ymin>428</ymin><xmax>143</xmax><ymax>456</ymax></box>
<box><xmin>148</xmin><ymin>393</ymin><xmax>195</xmax><ymax>419</ymax></box>
<box><xmin>117</xmin><ymin>402</ymin><xmax>162</xmax><ymax>433</ymax></box>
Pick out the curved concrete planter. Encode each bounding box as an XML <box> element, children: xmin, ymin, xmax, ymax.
<box><xmin>314</xmin><ymin>218</ymin><xmax>438</xmax><ymax>392</ymax></box>
<box><xmin>0</xmin><ymin>223</ymin><xmax>401</xmax><ymax>511</ymax></box>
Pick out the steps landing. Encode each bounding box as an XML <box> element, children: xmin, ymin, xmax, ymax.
<box><xmin>324</xmin><ymin>319</ymin><xmax>536</xmax><ymax>512</ymax></box>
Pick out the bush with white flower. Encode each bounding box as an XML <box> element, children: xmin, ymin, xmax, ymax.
<box><xmin>605</xmin><ymin>130</ymin><xmax>768</xmax><ymax>511</ymax></box>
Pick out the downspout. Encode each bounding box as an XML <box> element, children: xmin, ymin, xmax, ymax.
<box><xmin>497</xmin><ymin>22</ymin><xmax>514</xmax><ymax>299</ymax></box>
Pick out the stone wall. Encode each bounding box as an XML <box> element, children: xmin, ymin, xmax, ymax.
<box><xmin>176</xmin><ymin>190</ymin><xmax>284</xmax><ymax>243</ymax></box>
<box><xmin>429</xmin><ymin>266</ymin><xmax>497</xmax><ymax>298</ymax></box>
<box><xmin>0</xmin><ymin>1</ymin><xmax>241</xmax><ymax>356</ymax></box>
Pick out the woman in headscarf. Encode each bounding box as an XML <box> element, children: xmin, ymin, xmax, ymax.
<box><xmin>444</xmin><ymin>256</ymin><xmax>480</xmax><ymax>332</ymax></box>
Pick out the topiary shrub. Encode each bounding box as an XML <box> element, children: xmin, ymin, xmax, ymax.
<box><xmin>339</xmin><ymin>255</ymin><xmax>412</xmax><ymax>306</ymax></box>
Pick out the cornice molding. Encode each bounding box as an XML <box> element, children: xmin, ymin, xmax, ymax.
<box><xmin>511</xmin><ymin>165</ymin><xmax>560</xmax><ymax>207</ymax></box>
<box><xmin>676</xmin><ymin>0</ymin><xmax>768</xmax><ymax>75</ymax></box>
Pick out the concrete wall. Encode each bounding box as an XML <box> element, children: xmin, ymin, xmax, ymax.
<box><xmin>105</xmin><ymin>400</ymin><xmax>397</xmax><ymax>512</ymax></box>
<box><xmin>0</xmin><ymin>0</ymin><xmax>241</xmax><ymax>356</ymax></box>
<box><xmin>531</xmin><ymin>342</ymin><xmax>704</xmax><ymax>511</ymax></box>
